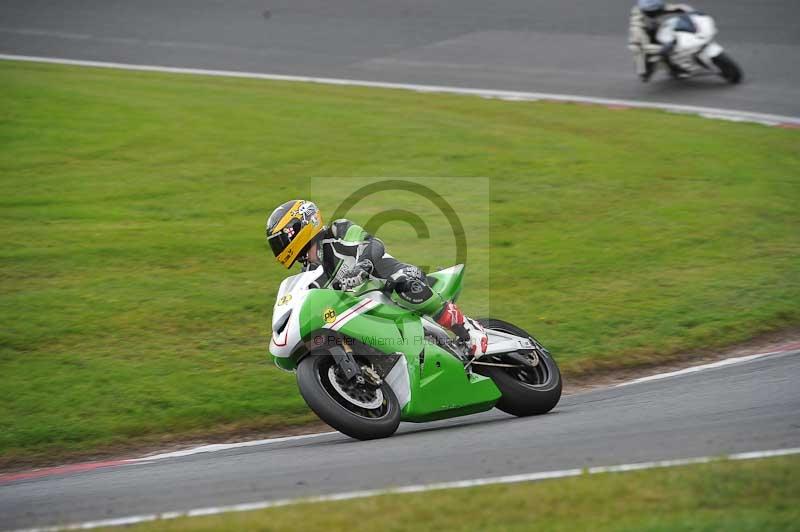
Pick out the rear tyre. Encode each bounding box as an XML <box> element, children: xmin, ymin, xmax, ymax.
<box><xmin>296</xmin><ymin>350</ymin><xmax>400</xmax><ymax>440</ymax></box>
<box><xmin>712</xmin><ymin>53</ymin><xmax>743</xmax><ymax>84</ymax></box>
<box><xmin>475</xmin><ymin>319</ymin><xmax>562</xmax><ymax>417</ymax></box>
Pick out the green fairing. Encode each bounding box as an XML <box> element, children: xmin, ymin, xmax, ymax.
<box><xmin>330</xmin><ymin>306</ymin><xmax>500</xmax><ymax>422</ymax></box>
<box><xmin>276</xmin><ymin>264</ymin><xmax>500</xmax><ymax>422</ymax></box>
<box><xmin>297</xmin><ymin>290</ymin><xmax>407</xmax><ymax>350</ymax></box>
<box><xmin>274</xmin><ymin>355</ymin><xmax>296</xmax><ymax>371</ymax></box>
<box><xmin>401</xmin><ymin>338</ymin><xmax>500</xmax><ymax>422</ymax></box>
<box><xmin>428</xmin><ymin>264</ymin><xmax>465</xmax><ymax>303</ymax></box>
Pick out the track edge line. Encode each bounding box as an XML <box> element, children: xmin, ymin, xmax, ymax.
<box><xmin>13</xmin><ymin>446</ymin><xmax>800</xmax><ymax>532</ymax></box>
<box><xmin>0</xmin><ymin>53</ymin><xmax>798</xmax><ymax>127</ymax></box>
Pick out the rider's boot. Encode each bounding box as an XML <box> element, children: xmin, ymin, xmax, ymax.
<box><xmin>435</xmin><ymin>302</ymin><xmax>489</xmax><ymax>359</ymax></box>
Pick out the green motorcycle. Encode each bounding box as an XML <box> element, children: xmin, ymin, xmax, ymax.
<box><xmin>269</xmin><ymin>264</ymin><xmax>562</xmax><ymax>440</ymax></box>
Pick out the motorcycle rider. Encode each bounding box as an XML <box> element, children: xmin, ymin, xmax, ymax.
<box><xmin>265</xmin><ymin>200</ymin><xmax>489</xmax><ymax>358</ymax></box>
<box><xmin>629</xmin><ymin>0</ymin><xmax>697</xmax><ymax>81</ymax></box>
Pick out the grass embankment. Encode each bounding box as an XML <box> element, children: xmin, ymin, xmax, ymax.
<box><xmin>1</xmin><ymin>60</ymin><xmax>799</xmax><ymax>464</ymax></box>
<box><xmin>118</xmin><ymin>456</ymin><xmax>800</xmax><ymax>531</ymax></box>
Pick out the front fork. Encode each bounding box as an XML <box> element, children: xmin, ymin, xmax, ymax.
<box><xmin>329</xmin><ymin>344</ymin><xmax>361</xmax><ymax>381</ymax></box>
<box><xmin>329</xmin><ymin>342</ymin><xmax>382</xmax><ymax>388</ymax></box>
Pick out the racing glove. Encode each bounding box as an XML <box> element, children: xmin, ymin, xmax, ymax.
<box><xmin>336</xmin><ymin>260</ymin><xmax>374</xmax><ymax>291</ymax></box>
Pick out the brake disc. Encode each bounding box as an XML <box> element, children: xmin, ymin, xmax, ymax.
<box><xmin>328</xmin><ymin>366</ymin><xmax>384</xmax><ymax>409</ymax></box>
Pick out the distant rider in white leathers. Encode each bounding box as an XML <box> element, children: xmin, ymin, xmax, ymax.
<box><xmin>629</xmin><ymin>0</ymin><xmax>696</xmax><ymax>81</ymax></box>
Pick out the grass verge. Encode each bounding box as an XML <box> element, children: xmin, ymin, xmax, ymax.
<box><xmin>116</xmin><ymin>455</ymin><xmax>800</xmax><ymax>531</ymax></box>
<box><xmin>1</xmin><ymin>60</ymin><xmax>799</xmax><ymax>464</ymax></box>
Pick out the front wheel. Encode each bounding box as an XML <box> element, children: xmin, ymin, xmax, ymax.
<box><xmin>475</xmin><ymin>319</ymin><xmax>562</xmax><ymax>417</ymax></box>
<box><xmin>296</xmin><ymin>350</ymin><xmax>400</xmax><ymax>440</ymax></box>
<box><xmin>712</xmin><ymin>53</ymin><xmax>743</xmax><ymax>84</ymax></box>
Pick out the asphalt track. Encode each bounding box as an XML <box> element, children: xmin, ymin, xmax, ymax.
<box><xmin>2</xmin><ymin>352</ymin><xmax>799</xmax><ymax>530</ymax></box>
<box><xmin>0</xmin><ymin>0</ymin><xmax>798</xmax><ymax>117</ymax></box>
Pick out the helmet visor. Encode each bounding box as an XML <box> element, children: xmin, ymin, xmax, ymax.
<box><xmin>267</xmin><ymin>231</ymin><xmax>291</xmax><ymax>257</ymax></box>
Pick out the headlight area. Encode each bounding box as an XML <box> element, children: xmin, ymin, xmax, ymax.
<box><xmin>273</xmin><ymin>310</ymin><xmax>292</xmax><ymax>335</ymax></box>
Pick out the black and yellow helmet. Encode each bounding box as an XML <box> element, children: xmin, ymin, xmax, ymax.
<box><xmin>266</xmin><ymin>200</ymin><xmax>324</xmax><ymax>268</ymax></box>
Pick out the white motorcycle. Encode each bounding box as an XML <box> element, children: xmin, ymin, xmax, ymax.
<box><xmin>630</xmin><ymin>13</ymin><xmax>742</xmax><ymax>84</ymax></box>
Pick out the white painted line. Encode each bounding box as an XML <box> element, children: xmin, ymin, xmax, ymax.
<box><xmin>15</xmin><ymin>446</ymin><xmax>800</xmax><ymax>532</ymax></box>
<box><xmin>1</xmin><ymin>53</ymin><xmax>798</xmax><ymax>127</ymax></box>
<box><xmin>728</xmin><ymin>447</ymin><xmax>800</xmax><ymax>460</ymax></box>
<box><xmin>134</xmin><ymin>431</ymin><xmax>337</xmax><ymax>462</ymax></box>
<box><xmin>615</xmin><ymin>348</ymin><xmax>800</xmax><ymax>387</ymax></box>
<box><xmin>588</xmin><ymin>447</ymin><xmax>800</xmax><ymax>474</ymax></box>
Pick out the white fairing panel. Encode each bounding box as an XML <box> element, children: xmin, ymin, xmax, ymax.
<box><xmin>653</xmin><ymin>14</ymin><xmax>724</xmax><ymax>70</ymax></box>
<box><xmin>385</xmin><ymin>355</ymin><xmax>411</xmax><ymax>408</ymax></box>
<box><xmin>699</xmin><ymin>42</ymin><xmax>724</xmax><ymax>61</ymax></box>
<box><xmin>269</xmin><ymin>266</ymin><xmax>325</xmax><ymax>358</ymax></box>
<box><xmin>692</xmin><ymin>14</ymin><xmax>717</xmax><ymax>43</ymax></box>
<box><xmin>658</xmin><ymin>14</ymin><xmax>716</xmax><ymax>51</ymax></box>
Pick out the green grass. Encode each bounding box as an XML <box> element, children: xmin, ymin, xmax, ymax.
<box><xmin>1</xmin><ymin>60</ymin><xmax>799</xmax><ymax>464</ymax></box>
<box><xmin>117</xmin><ymin>456</ymin><xmax>800</xmax><ymax>531</ymax></box>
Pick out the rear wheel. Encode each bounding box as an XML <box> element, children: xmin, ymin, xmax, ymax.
<box><xmin>296</xmin><ymin>350</ymin><xmax>400</xmax><ymax>440</ymax></box>
<box><xmin>712</xmin><ymin>53</ymin><xmax>743</xmax><ymax>84</ymax></box>
<box><xmin>475</xmin><ymin>319</ymin><xmax>562</xmax><ymax>417</ymax></box>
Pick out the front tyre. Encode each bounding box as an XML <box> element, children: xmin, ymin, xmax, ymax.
<box><xmin>476</xmin><ymin>319</ymin><xmax>562</xmax><ymax>417</ymax></box>
<box><xmin>712</xmin><ymin>53</ymin><xmax>743</xmax><ymax>84</ymax></box>
<box><xmin>296</xmin><ymin>350</ymin><xmax>400</xmax><ymax>440</ymax></box>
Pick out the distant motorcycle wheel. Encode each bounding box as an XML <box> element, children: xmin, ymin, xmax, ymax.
<box><xmin>712</xmin><ymin>53</ymin><xmax>743</xmax><ymax>84</ymax></box>
<box><xmin>296</xmin><ymin>350</ymin><xmax>400</xmax><ymax>440</ymax></box>
<box><xmin>476</xmin><ymin>319</ymin><xmax>562</xmax><ymax>417</ymax></box>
